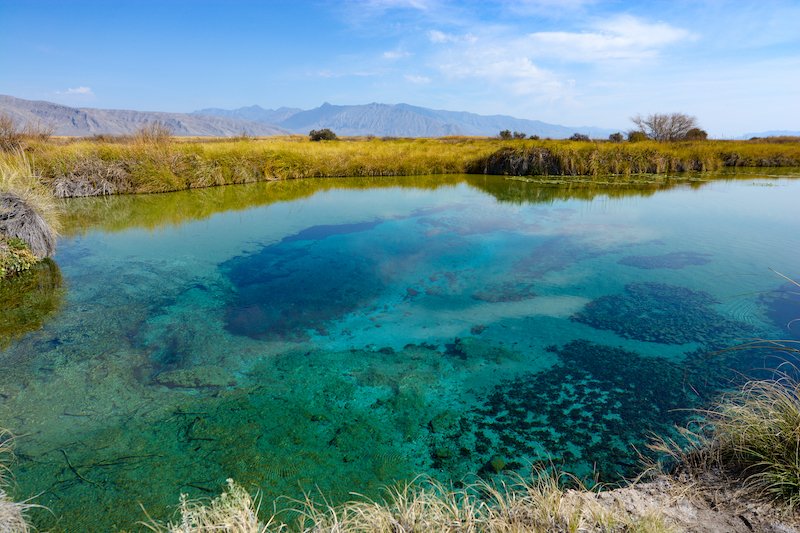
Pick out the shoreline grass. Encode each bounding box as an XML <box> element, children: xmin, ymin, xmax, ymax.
<box><xmin>11</xmin><ymin>136</ymin><xmax>800</xmax><ymax>198</ymax></box>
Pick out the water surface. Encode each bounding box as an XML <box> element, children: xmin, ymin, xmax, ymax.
<box><xmin>1</xmin><ymin>171</ymin><xmax>799</xmax><ymax>530</ymax></box>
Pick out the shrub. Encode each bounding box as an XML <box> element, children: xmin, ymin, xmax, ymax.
<box><xmin>0</xmin><ymin>114</ymin><xmax>52</xmax><ymax>151</ymax></box>
<box><xmin>608</xmin><ymin>132</ymin><xmax>624</xmax><ymax>143</ymax></box>
<box><xmin>0</xmin><ymin>237</ymin><xmax>38</xmax><ymax>278</ymax></box>
<box><xmin>309</xmin><ymin>128</ymin><xmax>338</xmax><ymax>141</ymax></box>
<box><xmin>512</xmin><ymin>131</ymin><xmax>526</xmax><ymax>139</ymax></box>
<box><xmin>569</xmin><ymin>133</ymin><xmax>591</xmax><ymax>141</ymax></box>
<box><xmin>627</xmin><ymin>131</ymin><xmax>649</xmax><ymax>143</ymax></box>
<box><xmin>684</xmin><ymin>128</ymin><xmax>708</xmax><ymax>141</ymax></box>
<box><xmin>498</xmin><ymin>129</ymin><xmax>513</xmax><ymax>140</ymax></box>
<box><xmin>134</xmin><ymin>122</ymin><xmax>173</xmax><ymax>144</ymax></box>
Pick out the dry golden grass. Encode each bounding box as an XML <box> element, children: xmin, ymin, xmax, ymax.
<box><xmin>143</xmin><ymin>472</ymin><xmax>675</xmax><ymax>532</ymax></box>
<box><xmin>14</xmin><ymin>136</ymin><xmax>799</xmax><ymax>198</ymax></box>
<box><xmin>0</xmin><ymin>429</ymin><xmax>35</xmax><ymax>533</ymax></box>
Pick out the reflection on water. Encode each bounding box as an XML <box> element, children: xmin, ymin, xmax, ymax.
<box><xmin>0</xmin><ymin>259</ymin><xmax>63</xmax><ymax>349</ymax></box>
<box><xmin>2</xmin><ymin>172</ymin><xmax>800</xmax><ymax>531</ymax></box>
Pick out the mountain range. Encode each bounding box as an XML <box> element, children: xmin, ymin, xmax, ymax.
<box><xmin>4</xmin><ymin>95</ymin><xmax>792</xmax><ymax>139</ymax></box>
<box><xmin>2</xmin><ymin>95</ymin><xmax>615</xmax><ymax>138</ymax></box>
<box><xmin>194</xmin><ymin>102</ymin><xmax>616</xmax><ymax>138</ymax></box>
<box><xmin>0</xmin><ymin>95</ymin><xmax>287</xmax><ymax>137</ymax></box>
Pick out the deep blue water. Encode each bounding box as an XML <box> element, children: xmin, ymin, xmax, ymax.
<box><xmin>1</xmin><ymin>172</ymin><xmax>799</xmax><ymax>530</ymax></box>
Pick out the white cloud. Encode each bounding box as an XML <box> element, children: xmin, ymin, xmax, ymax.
<box><xmin>505</xmin><ymin>0</ymin><xmax>598</xmax><ymax>15</ymax></box>
<box><xmin>404</xmin><ymin>74</ymin><xmax>431</xmax><ymax>84</ymax></box>
<box><xmin>360</xmin><ymin>0</ymin><xmax>433</xmax><ymax>10</ymax></box>
<box><xmin>383</xmin><ymin>50</ymin><xmax>411</xmax><ymax>59</ymax></box>
<box><xmin>435</xmin><ymin>41</ymin><xmax>568</xmax><ymax>101</ymax></box>
<box><xmin>527</xmin><ymin>15</ymin><xmax>693</xmax><ymax>62</ymax></box>
<box><xmin>428</xmin><ymin>30</ymin><xmax>477</xmax><ymax>44</ymax></box>
<box><xmin>58</xmin><ymin>86</ymin><xmax>94</xmax><ymax>96</ymax></box>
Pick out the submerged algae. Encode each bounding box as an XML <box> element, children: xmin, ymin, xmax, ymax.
<box><xmin>572</xmin><ymin>282</ymin><xmax>752</xmax><ymax>345</ymax></box>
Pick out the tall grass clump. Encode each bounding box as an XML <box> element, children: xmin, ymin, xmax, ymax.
<box><xmin>0</xmin><ymin>151</ymin><xmax>60</xmax><ymax>265</ymax></box>
<box><xmin>651</xmin><ymin>277</ymin><xmax>800</xmax><ymax>510</ymax></box>
<box><xmin>145</xmin><ymin>472</ymin><xmax>673</xmax><ymax>532</ymax></box>
<box><xmin>0</xmin><ymin>429</ymin><xmax>34</xmax><ymax>533</ymax></box>
<box><xmin>704</xmin><ymin>372</ymin><xmax>800</xmax><ymax>507</ymax></box>
<box><xmin>143</xmin><ymin>479</ymin><xmax>270</xmax><ymax>533</ymax></box>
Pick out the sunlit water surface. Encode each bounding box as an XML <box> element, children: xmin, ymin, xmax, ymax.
<box><xmin>2</xmin><ymin>172</ymin><xmax>799</xmax><ymax>530</ymax></box>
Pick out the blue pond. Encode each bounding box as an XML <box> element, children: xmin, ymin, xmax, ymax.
<box><xmin>1</xmin><ymin>172</ymin><xmax>799</xmax><ymax>530</ymax></box>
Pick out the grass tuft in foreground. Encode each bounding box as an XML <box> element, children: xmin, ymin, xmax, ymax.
<box><xmin>143</xmin><ymin>472</ymin><xmax>674</xmax><ymax>532</ymax></box>
<box><xmin>0</xmin><ymin>429</ymin><xmax>34</xmax><ymax>533</ymax></box>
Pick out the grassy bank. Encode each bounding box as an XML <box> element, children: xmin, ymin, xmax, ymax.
<box><xmin>12</xmin><ymin>136</ymin><xmax>800</xmax><ymax>198</ymax></box>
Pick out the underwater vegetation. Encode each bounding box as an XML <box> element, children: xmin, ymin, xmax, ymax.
<box><xmin>0</xmin><ymin>259</ymin><xmax>63</xmax><ymax>348</ymax></box>
<box><xmin>760</xmin><ymin>282</ymin><xmax>800</xmax><ymax>340</ymax></box>
<box><xmin>618</xmin><ymin>251</ymin><xmax>712</xmax><ymax>270</ymax></box>
<box><xmin>572</xmin><ymin>282</ymin><xmax>752</xmax><ymax>345</ymax></box>
<box><xmin>437</xmin><ymin>340</ymin><xmax>698</xmax><ymax>482</ymax></box>
<box><xmin>221</xmin><ymin>228</ymin><xmax>385</xmax><ymax>341</ymax></box>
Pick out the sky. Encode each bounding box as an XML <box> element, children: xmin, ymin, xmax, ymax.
<box><xmin>1</xmin><ymin>0</ymin><xmax>798</xmax><ymax>137</ymax></box>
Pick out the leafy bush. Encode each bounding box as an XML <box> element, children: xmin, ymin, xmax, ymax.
<box><xmin>498</xmin><ymin>129</ymin><xmax>512</xmax><ymax>140</ymax></box>
<box><xmin>309</xmin><ymin>128</ymin><xmax>338</xmax><ymax>141</ymax></box>
<box><xmin>684</xmin><ymin>128</ymin><xmax>708</xmax><ymax>141</ymax></box>
<box><xmin>512</xmin><ymin>131</ymin><xmax>526</xmax><ymax>139</ymax></box>
<box><xmin>627</xmin><ymin>131</ymin><xmax>649</xmax><ymax>143</ymax></box>
<box><xmin>569</xmin><ymin>133</ymin><xmax>591</xmax><ymax>142</ymax></box>
<box><xmin>0</xmin><ymin>237</ymin><xmax>38</xmax><ymax>278</ymax></box>
<box><xmin>608</xmin><ymin>132</ymin><xmax>624</xmax><ymax>143</ymax></box>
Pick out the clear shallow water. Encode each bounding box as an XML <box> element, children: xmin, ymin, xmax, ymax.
<box><xmin>1</xmin><ymin>172</ymin><xmax>800</xmax><ymax>530</ymax></box>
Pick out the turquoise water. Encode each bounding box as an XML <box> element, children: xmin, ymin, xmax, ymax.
<box><xmin>1</xmin><ymin>172</ymin><xmax>799</xmax><ymax>530</ymax></box>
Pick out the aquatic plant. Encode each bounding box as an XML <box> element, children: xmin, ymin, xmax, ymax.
<box><xmin>448</xmin><ymin>340</ymin><xmax>697</xmax><ymax>483</ymax></box>
<box><xmin>572</xmin><ymin>282</ymin><xmax>751</xmax><ymax>345</ymax></box>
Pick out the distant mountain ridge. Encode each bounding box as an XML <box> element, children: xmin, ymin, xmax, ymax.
<box><xmin>0</xmin><ymin>95</ymin><xmax>288</xmax><ymax>137</ymax></box>
<box><xmin>1</xmin><ymin>94</ymin><xmax>617</xmax><ymax>138</ymax></box>
<box><xmin>194</xmin><ymin>102</ymin><xmax>616</xmax><ymax>139</ymax></box>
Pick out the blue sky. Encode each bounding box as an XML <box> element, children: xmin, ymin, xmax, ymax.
<box><xmin>1</xmin><ymin>0</ymin><xmax>798</xmax><ymax>136</ymax></box>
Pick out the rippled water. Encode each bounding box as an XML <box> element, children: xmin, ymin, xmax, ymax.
<box><xmin>1</xmin><ymin>172</ymin><xmax>799</xmax><ymax>530</ymax></box>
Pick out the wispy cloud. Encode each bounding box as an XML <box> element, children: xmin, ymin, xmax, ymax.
<box><xmin>434</xmin><ymin>40</ymin><xmax>568</xmax><ymax>101</ymax></box>
<box><xmin>56</xmin><ymin>86</ymin><xmax>94</xmax><ymax>97</ymax></box>
<box><xmin>404</xmin><ymin>74</ymin><xmax>431</xmax><ymax>84</ymax></box>
<box><xmin>383</xmin><ymin>49</ymin><xmax>411</xmax><ymax>59</ymax></box>
<box><xmin>504</xmin><ymin>0</ymin><xmax>598</xmax><ymax>14</ymax></box>
<box><xmin>361</xmin><ymin>0</ymin><xmax>433</xmax><ymax>9</ymax></box>
<box><xmin>527</xmin><ymin>15</ymin><xmax>693</xmax><ymax>62</ymax></box>
<box><xmin>428</xmin><ymin>30</ymin><xmax>476</xmax><ymax>44</ymax></box>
